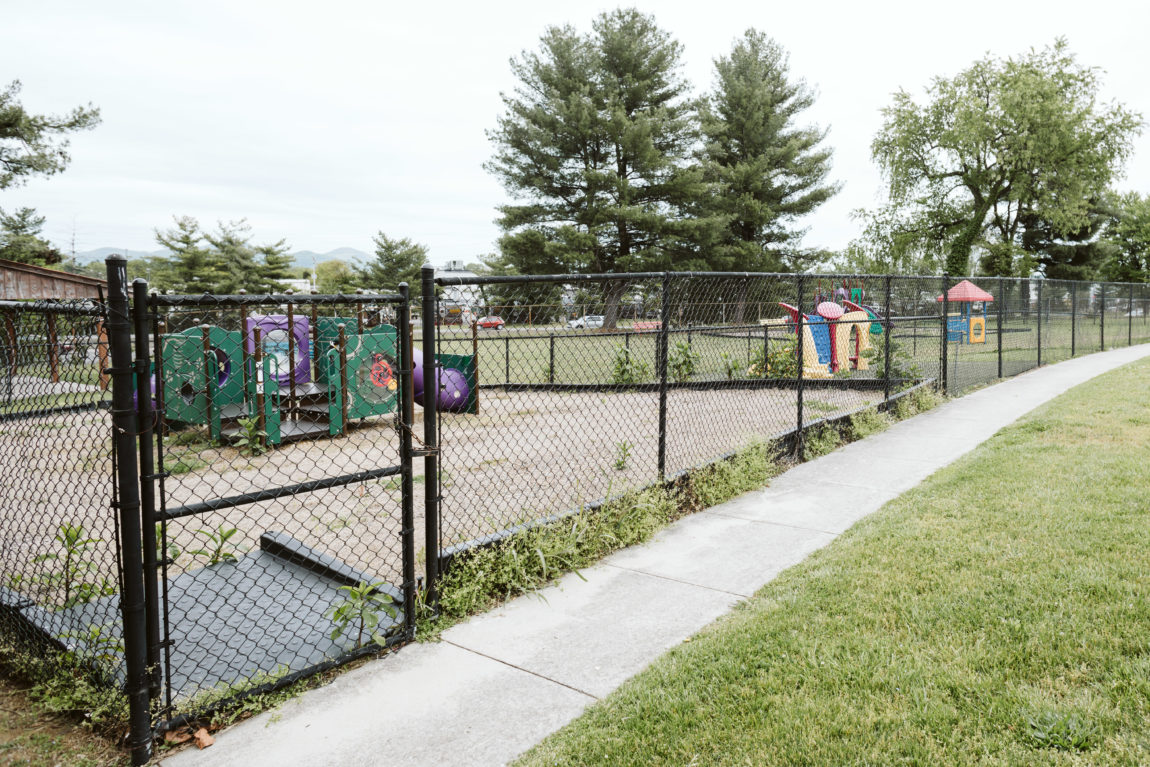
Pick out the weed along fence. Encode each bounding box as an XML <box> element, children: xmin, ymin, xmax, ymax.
<box><xmin>0</xmin><ymin>257</ymin><xmax>1148</xmax><ymax>765</ymax></box>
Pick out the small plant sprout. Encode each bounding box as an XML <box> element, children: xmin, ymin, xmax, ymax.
<box><xmin>326</xmin><ymin>581</ymin><xmax>398</xmax><ymax>649</ymax></box>
<box><xmin>156</xmin><ymin>522</ymin><xmax>179</xmax><ymax>565</ymax></box>
<box><xmin>614</xmin><ymin>440</ymin><xmax>632</xmax><ymax>471</ymax></box>
<box><xmin>233</xmin><ymin>416</ymin><xmax>267</xmax><ymax>456</ymax></box>
<box><xmin>610</xmin><ymin>345</ymin><xmax>650</xmax><ymax>385</ymax></box>
<box><xmin>33</xmin><ymin>523</ymin><xmax>114</xmax><ymax>608</ymax></box>
<box><xmin>668</xmin><ymin>340</ymin><xmax>698</xmax><ymax>383</ymax></box>
<box><xmin>189</xmin><ymin>525</ymin><xmax>243</xmax><ymax>566</ymax></box>
<box><xmin>719</xmin><ymin>351</ymin><xmax>744</xmax><ymax>380</ymax></box>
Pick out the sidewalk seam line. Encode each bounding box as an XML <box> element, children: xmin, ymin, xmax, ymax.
<box><xmin>441</xmin><ymin>640</ymin><xmax>600</xmax><ymax>702</ymax></box>
<box><xmin>699</xmin><ymin>510</ymin><xmax>841</xmax><ymax>537</ymax></box>
<box><xmin>600</xmin><ymin>563</ymin><xmax>751</xmax><ymax>599</ymax></box>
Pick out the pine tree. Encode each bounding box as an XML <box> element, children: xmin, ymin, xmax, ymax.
<box><xmin>359</xmin><ymin>233</ymin><xmax>427</xmax><ymax>294</ymax></box>
<box><xmin>699</xmin><ymin>30</ymin><xmax>838</xmax><ymax>272</ymax></box>
<box><xmin>155</xmin><ymin>216</ymin><xmax>217</xmax><ymax>293</ymax></box>
<box><xmin>0</xmin><ymin>206</ymin><xmax>63</xmax><ymax>266</ymax></box>
<box><xmin>487</xmin><ymin>9</ymin><xmax>709</xmax><ymax>326</ymax></box>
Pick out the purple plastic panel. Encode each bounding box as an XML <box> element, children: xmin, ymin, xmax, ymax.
<box><xmin>245</xmin><ymin>315</ymin><xmax>311</xmax><ymax>386</ymax></box>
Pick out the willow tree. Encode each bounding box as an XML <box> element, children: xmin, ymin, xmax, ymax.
<box><xmin>871</xmin><ymin>40</ymin><xmax>1141</xmax><ymax>276</ymax></box>
<box><xmin>486</xmin><ymin>9</ymin><xmax>709</xmax><ymax>327</ymax></box>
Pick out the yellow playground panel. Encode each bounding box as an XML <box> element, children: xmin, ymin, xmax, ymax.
<box><xmin>761</xmin><ymin>311</ymin><xmax>874</xmax><ymax>379</ymax></box>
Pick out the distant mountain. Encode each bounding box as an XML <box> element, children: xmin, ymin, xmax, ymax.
<box><xmin>73</xmin><ymin>247</ymin><xmax>168</xmax><ymax>263</ymax></box>
<box><xmin>75</xmin><ymin>247</ymin><xmax>373</xmax><ymax>268</ymax></box>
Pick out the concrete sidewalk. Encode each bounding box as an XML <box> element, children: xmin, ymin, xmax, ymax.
<box><xmin>162</xmin><ymin>344</ymin><xmax>1150</xmax><ymax>767</ymax></box>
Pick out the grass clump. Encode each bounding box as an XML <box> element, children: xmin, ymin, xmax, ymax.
<box><xmin>433</xmin><ymin>487</ymin><xmax>677</xmax><ymax>622</ymax></box>
<box><xmin>515</xmin><ymin>356</ymin><xmax>1150</xmax><ymax>767</ymax></box>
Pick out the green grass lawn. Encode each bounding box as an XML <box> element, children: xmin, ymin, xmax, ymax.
<box><xmin>517</xmin><ymin>355</ymin><xmax>1150</xmax><ymax>766</ymax></box>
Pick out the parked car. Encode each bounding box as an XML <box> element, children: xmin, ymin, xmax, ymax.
<box><xmin>568</xmin><ymin>314</ymin><xmax>605</xmax><ymax>329</ymax></box>
<box><xmin>476</xmin><ymin>315</ymin><xmax>505</xmax><ymax>329</ymax></box>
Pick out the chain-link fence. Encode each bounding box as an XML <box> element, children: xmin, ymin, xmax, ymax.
<box><xmin>1</xmin><ymin>259</ymin><xmax>1148</xmax><ymax>766</ymax></box>
<box><xmin>0</xmin><ymin>299</ymin><xmax>122</xmax><ymax>688</ymax></box>
<box><xmin>143</xmin><ymin>286</ymin><xmax>418</xmax><ymax>735</ymax></box>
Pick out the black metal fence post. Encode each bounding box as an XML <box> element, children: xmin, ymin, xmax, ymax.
<box><xmin>131</xmin><ymin>279</ymin><xmax>161</xmax><ymax>699</ymax></box>
<box><xmin>106</xmin><ymin>256</ymin><xmax>153</xmax><ymax>766</ymax></box>
<box><xmin>883</xmin><ymin>275</ymin><xmax>892</xmax><ymax>406</ymax></box>
<box><xmin>795</xmin><ymin>274</ymin><xmax>805</xmax><ymax>459</ymax></box>
<box><xmin>548</xmin><ymin>333</ymin><xmax>555</xmax><ymax>384</ymax></box>
<box><xmin>941</xmin><ymin>275</ymin><xmax>949</xmax><ymax>395</ymax></box>
<box><xmin>1071</xmin><ymin>283</ymin><xmax>1077</xmax><ymax>357</ymax></box>
<box><xmin>420</xmin><ymin>265</ymin><xmax>439</xmax><ymax>607</ymax></box>
<box><xmin>1130</xmin><ymin>284</ymin><xmax>1135</xmax><ymax>347</ymax></box>
<box><xmin>657</xmin><ymin>273</ymin><xmax>670</xmax><ymax>481</ymax></box>
<box><xmin>997</xmin><ymin>278</ymin><xmax>1004</xmax><ymax>378</ymax></box>
<box><xmin>1100</xmin><ymin>283</ymin><xmax>1105</xmax><ymax>351</ymax></box>
<box><xmin>1037</xmin><ymin>279</ymin><xmax>1043</xmax><ymax>367</ymax></box>
<box><xmin>397</xmin><ymin>284</ymin><xmax>416</xmax><ymax>637</ymax></box>
<box><xmin>504</xmin><ymin>336</ymin><xmax>510</xmax><ymax>384</ymax></box>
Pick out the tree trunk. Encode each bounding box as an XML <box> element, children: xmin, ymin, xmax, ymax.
<box><xmin>602</xmin><ymin>280</ymin><xmax>627</xmax><ymax>330</ymax></box>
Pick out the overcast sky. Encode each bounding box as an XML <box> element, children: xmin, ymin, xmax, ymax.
<box><xmin>3</xmin><ymin>0</ymin><xmax>1148</xmax><ymax>267</ymax></box>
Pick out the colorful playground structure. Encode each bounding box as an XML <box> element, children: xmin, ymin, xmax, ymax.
<box><xmin>939</xmin><ymin>279</ymin><xmax>994</xmax><ymax>344</ymax></box>
<box><xmin>158</xmin><ymin>314</ymin><xmax>475</xmax><ymax>445</ymax></box>
<box><xmin>763</xmin><ymin>280</ymin><xmax>885</xmax><ymax>379</ymax></box>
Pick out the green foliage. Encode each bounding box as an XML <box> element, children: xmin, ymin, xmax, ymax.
<box><xmin>359</xmin><ymin>233</ymin><xmax>427</xmax><ymax>294</ymax></box>
<box><xmin>162</xmin><ymin>450</ymin><xmax>208</xmax><ymax>475</ymax></box>
<box><xmin>487</xmin><ymin>9</ymin><xmax>710</xmax><ymax>324</ymax></box>
<box><xmin>0</xmin><ymin>206</ymin><xmax>63</xmax><ymax>266</ymax></box>
<box><xmin>189</xmin><ymin>525</ymin><xmax>242</xmax><ymax>566</ymax></box>
<box><xmin>748</xmin><ymin>339</ymin><xmax>797</xmax><ymax>379</ymax></box>
<box><xmin>698</xmin><ymin>29</ymin><xmax>838</xmax><ymax>272</ymax></box>
<box><xmin>156</xmin><ymin>523</ymin><xmax>180</xmax><ymax>565</ymax></box>
<box><xmin>434</xmin><ymin>488</ymin><xmax>677</xmax><ymax>621</ymax></box>
<box><xmin>0</xmin><ymin>642</ymin><xmax>129</xmax><ymax>738</ymax></box>
<box><xmin>314</xmin><ymin>258</ymin><xmax>359</xmax><ymax>294</ymax></box>
<box><xmin>233</xmin><ymin>416</ymin><xmax>267</xmax><ymax>456</ymax></box>
<box><xmin>326</xmin><ymin>581</ymin><xmax>398</xmax><ymax>649</ymax></box>
<box><xmin>869</xmin><ymin>39</ymin><xmax>1142</xmax><ymax>276</ymax></box>
<box><xmin>154</xmin><ymin>217</ymin><xmax>291</xmax><ymax>294</ymax></box>
<box><xmin>613</xmin><ymin>441</ymin><xmax>632</xmax><ymax>471</ymax></box>
<box><xmin>32</xmin><ymin>524</ymin><xmax>114</xmax><ymax>609</ymax></box>
<box><xmin>846</xmin><ymin>407</ymin><xmax>891</xmax><ymax>440</ymax></box>
<box><xmin>686</xmin><ymin>441</ymin><xmax>779</xmax><ymax>509</ymax></box>
<box><xmin>610</xmin><ymin>345</ymin><xmax>650</xmax><ymax>385</ymax></box>
<box><xmin>863</xmin><ymin>335</ymin><xmax>919</xmax><ymax>385</ymax></box>
<box><xmin>1102</xmin><ymin>190</ymin><xmax>1150</xmax><ymax>283</ymax></box>
<box><xmin>60</xmin><ymin>623</ymin><xmax>124</xmax><ymax>670</ymax></box>
<box><xmin>718</xmin><ymin>351</ymin><xmax>744</xmax><ymax>380</ymax></box>
<box><xmin>0</xmin><ymin>79</ymin><xmax>100</xmax><ymax>190</ymax></box>
<box><xmin>802</xmin><ymin>425</ymin><xmax>841</xmax><ymax>458</ymax></box>
<box><xmin>1023</xmin><ymin>709</ymin><xmax>1099</xmax><ymax>751</ymax></box>
<box><xmin>668</xmin><ymin>340</ymin><xmax>698</xmax><ymax>383</ymax></box>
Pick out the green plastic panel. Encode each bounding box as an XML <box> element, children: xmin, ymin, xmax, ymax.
<box><xmin>436</xmin><ymin>352</ymin><xmax>478</xmax><ymax>415</ymax></box>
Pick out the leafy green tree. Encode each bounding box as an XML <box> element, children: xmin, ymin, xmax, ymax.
<box><xmin>487</xmin><ymin>8</ymin><xmax>708</xmax><ymax>326</ymax></box>
<box><xmin>698</xmin><ymin>29</ymin><xmax>838</xmax><ymax>273</ymax></box>
<box><xmin>0</xmin><ymin>80</ymin><xmax>100</xmax><ymax>189</ymax></box>
<box><xmin>1102</xmin><ymin>191</ymin><xmax>1150</xmax><ymax>283</ymax></box>
<box><xmin>315</xmin><ymin>259</ymin><xmax>360</xmax><ymax>294</ymax></box>
<box><xmin>359</xmin><ymin>233</ymin><xmax>427</xmax><ymax>293</ymax></box>
<box><xmin>155</xmin><ymin>216</ymin><xmax>217</xmax><ymax>293</ymax></box>
<box><xmin>0</xmin><ymin>206</ymin><xmax>63</xmax><ymax>265</ymax></box>
<box><xmin>871</xmin><ymin>40</ymin><xmax>1142</xmax><ymax>276</ymax></box>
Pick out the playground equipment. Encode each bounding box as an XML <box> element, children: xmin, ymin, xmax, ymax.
<box><xmin>938</xmin><ymin>280</ymin><xmax>994</xmax><ymax>344</ymax></box>
<box><xmin>772</xmin><ymin>299</ymin><xmax>879</xmax><ymax>379</ymax></box>
<box><xmin>159</xmin><ymin>315</ymin><xmax>476</xmax><ymax>447</ymax></box>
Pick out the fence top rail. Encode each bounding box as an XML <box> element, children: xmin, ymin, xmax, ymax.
<box><xmin>436</xmin><ymin>271</ymin><xmax>1150</xmax><ymax>290</ymax></box>
<box><xmin>147</xmin><ymin>291</ymin><xmax>406</xmax><ymax>307</ymax></box>
<box><xmin>0</xmin><ymin>298</ymin><xmax>106</xmax><ymax>316</ymax></box>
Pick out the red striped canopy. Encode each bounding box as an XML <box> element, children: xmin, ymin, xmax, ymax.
<box><xmin>937</xmin><ymin>279</ymin><xmax>995</xmax><ymax>302</ymax></box>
